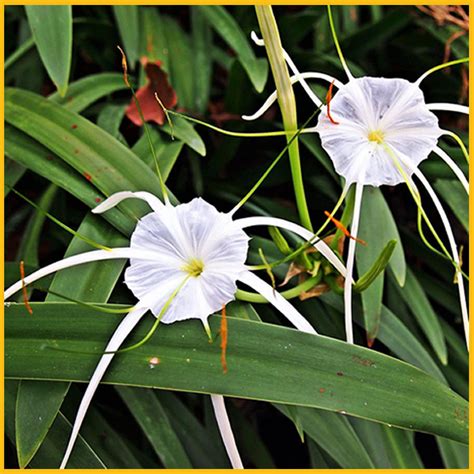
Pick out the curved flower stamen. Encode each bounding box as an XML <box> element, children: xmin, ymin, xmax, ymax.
<box><xmin>432</xmin><ymin>146</ymin><xmax>469</xmax><ymax>193</ymax></box>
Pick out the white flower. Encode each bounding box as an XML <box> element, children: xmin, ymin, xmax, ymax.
<box><xmin>315</xmin><ymin>77</ymin><xmax>443</xmax><ymax>187</ymax></box>
<box><xmin>5</xmin><ymin>191</ymin><xmax>347</xmax><ymax>469</ymax></box>
<box><xmin>123</xmin><ymin>197</ymin><xmax>249</xmax><ymax>325</ymax></box>
<box><xmin>245</xmin><ymin>21</ymin><xmax>469</xmax><ymax>349</ymax></box>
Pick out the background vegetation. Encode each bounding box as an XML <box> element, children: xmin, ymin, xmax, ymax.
<box><xmin>5</xmin><ymin>5</ymin><xmax>468</xmax><ymax>468</ymax></box>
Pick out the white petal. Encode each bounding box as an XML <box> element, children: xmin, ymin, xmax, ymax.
<box><xmin>239</xmin><ymin>270</ymin><xmax>317</xmax><ymax>335</ymax></box>
<box><xmin>211</xmin><ymin>395</ymin><xmax>244</xmax><ymax>469</ymax></box>
<box><xmin>60</xmin><ymin>305</ymin><xmax>148</xmax><ymax>468</ymax></box>
<box><xmin>235</xmin><ymin>216</ymin><xmax>347</xmax><ymax>278</ymax></box>
<box><xmin>4</xmin><ymin>248</ymin><xmax>163</xmax><ymax>300</ymax></box>
<box><xmin>432</xmin><ymin>146</ymin><xmax>469</xmax><ymax>194</ymax></box>
<box><xmin>427</xmin><ymin>103</ymin><xmax>469</xmax><ymax>115</ymax></box>
<box><xmin>92</xmin><ymin>191</ymin><xmax>165</xmax><ymax>214</ymax></box>
<box><xmin>242</xmin><ymin>72</ymin><xmax>342</xmax><ymax>121</ymax></box>
<box><xmin>343</xmin><ymin>183</ymin><xmax>364</xmax><ymax>345</ymax></box>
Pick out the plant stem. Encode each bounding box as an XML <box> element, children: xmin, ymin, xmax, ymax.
<box><xmin>255</xmin><ymin>6</ymin><xmax>313</xmax><ymax>231</ymax></box>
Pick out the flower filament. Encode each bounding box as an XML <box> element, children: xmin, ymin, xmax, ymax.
<box><xmin>182</xmin><ymin>258</ymin><xmax>205</xmax><ymax>277</ymax></box>
<box><xmin>368</xmin><ymin>130</ymin><xmax>385</xmax><ymax>144</ymax></box>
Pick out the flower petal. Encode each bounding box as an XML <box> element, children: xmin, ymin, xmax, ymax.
<box><xmin>235</xmin><ymin>216</ymin><xmax>347</xmax><ymax>277</ymax></box>
<box><xmin>210</xmin><ymin>395</ymin><xmax>244</xmax><ymax>469</ymax></box>
<box><xmin>92</xmin><ymin>191</ymin><xmax>165</xmax><ymax>214</ymax></box>
<box><xmin>60</xmin><ymin>305</ymin><xmax>148</xmax><ymax>468</ymax></box>
<box><xmin>239</xmin><ymin>270</ymin><xmax>317</xmax><ymax>335</ymax></box>
<box><xmin>4</xmin><ymin>248</ymin><xmax>163</xmax><ymax>300</ymax></box>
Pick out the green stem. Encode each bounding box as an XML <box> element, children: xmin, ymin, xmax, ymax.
<box><xmin>236</xmin><ymin>274</ymin><xmax>321</xmax><ymax>303</ymax></box>
<box><xmin>256</xmin><ymin>6</ymin><xmax>313</xmax><ymax>232</ymax></box>
<box><xmin>5</xmin><ymin>37</ymin><xmax>35</xmax><ymax>71</ymax></box>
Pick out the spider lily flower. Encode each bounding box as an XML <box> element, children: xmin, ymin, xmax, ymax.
<box><xmin>245</xmin><ymin>16</ymin><xmax>469</xmax><ymax>348</ymax></box>
<box><xmin>5</xmin><ymin>191</ymin><xmax>347</xmax><ymax>469</ymax></box>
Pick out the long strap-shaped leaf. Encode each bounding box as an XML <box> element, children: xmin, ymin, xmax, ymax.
<box><xmin>5</xmin><ymin>303</ymin><xmax>468</xmax><ymax>445</ymax></box>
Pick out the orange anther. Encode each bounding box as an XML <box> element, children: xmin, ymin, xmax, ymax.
<box><xmin>324</xmin><ymin>211</ymin><xmax>367</xmax><ymax>246</ymax></box>
<box><xmin>117</xmin><ymin>45</ymin><xmax>130</xmax><ymax>88</ymax></box>
<box><xmin>220</xmin><ymin>305</ymin><xmax>228</xmax><ymax>374</ymax></box>
<box><xmin>20</xmin><ymin>261</ymin><xmax>33</xmax><ymax>315</ymax></box>
<box><xmin>326</xmin><ymin>81</ymin><xmax>340</xmax><ymax>125</ymax></box>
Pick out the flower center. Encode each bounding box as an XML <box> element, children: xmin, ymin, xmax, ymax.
<box><xmin>182</xmin><ymin>258</ymin><xmax>205</xmax><ymax>277</ymax></box>
<box><xmin>368</xmin><ymin>130</ymin><xmax>385</xmax><ymax>144</ymax></box>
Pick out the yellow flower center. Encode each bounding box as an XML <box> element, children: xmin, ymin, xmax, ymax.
<box><xmin>368</xmin><ymin>130</ymin><xmax>385</xmax><ymax>144</ymax></box>
<box><xmin>182</xmin><ymin>258</ymin><xmax>205</xmax><ymax>277</ymax></box>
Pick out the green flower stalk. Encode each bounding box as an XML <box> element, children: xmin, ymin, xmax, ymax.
<box><xmin>255</xmin><ymin>6</ymin><xmax>313</xmax><ymax>232</ymax></box>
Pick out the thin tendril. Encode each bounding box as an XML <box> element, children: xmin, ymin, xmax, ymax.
<box><xmin>236</xmin><ymin>274</ymin><xmax>321</xmax><ymax>302</ymax></box>
<box><xmin>165</xmin><ymin>109</ymin><xmax>315</xmax><ymax>138</ymax></box>
<box><xmin>327</xmin><ymin>6</ymin><xmax>354</xmax><ymax>80</ymax></box>
<box><xmin>442</xmin><ymin>130</ymin><xmax>469</xmax><ymax>164</ymax></box>
<box><xmin>33</xmin><ymin>285</ymin><xmax>135</xmax><ymax>314</ymax></box>
<box><xmin>382</xmin><ymin>143</ymin><xmax>461</xmax><ymax>272</ymax></box>
<box><xmin>258</xmin><ymin>248</ymin><xmax>276</xmax><ymax>289</ymax></box>
<box><xmin>7</xmin><ymin>186</ymin><xmax>110</xmax><ymax>251</ymax></box>
<box><xmin>117</xmin><ymin>46</ymin><xmax>169</xmax><ymax>204</ymax></box>
<box><xmin>46</xmin><ymin>276</ymin><xmax>191</xmax><ymax>356</ymax></box>
<box><xmin>416</xmin><ymin>57</ymin><xmax>469</xmax><ymax>85</ymax></box>
<box><xmin>229</xmin><ymin>107</ymin><xmax>321</xmax><ymax>216</ymax></box>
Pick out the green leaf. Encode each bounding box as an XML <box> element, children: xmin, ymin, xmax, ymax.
<box><xmin>161</xmin><ymin>15</ymin><xmax>195</xmax><ymax>110</ymax></box>
<box><xmin>62</xmin><ymin>387</ymin><xmax>144</xmax><ymax>468</ymax></box>
<box><xmin>391</xmin><ymin>269</ymin><xmax>447</xmax><ymax>365</ymax></box>
<box><xmin>5</xmin><ymin>303</ymin><xmax>468</xmax><ymax>444</ymax></box>
<box><xmin>351</xmin><ymin>418</ymin><xmax>423</xmax><ymax>468</ymax></box>
<box><xmin>5</xmin><ymin>88</ymin><xmax>168</xmax><ymax>223</ymax></box>
<box><xmin>14</xmin><ymin>215</ymin><xmax>129</xmax><ymax>469</ymax></box>
<box><xmin>356</xmin><ymin>187</ymin><xmax>406</xmax><ymax>343</ymax></box>
<box><xmin>5</xmin><ymin>125</ymin><xmax>131</xmax><ymax>236</ymax></box>
<box><xmin>321</xmin><ymin>293</ymin><xmax>447</xmax><ymax>383</ymax></box>
<box><xmin>277</xmin><ymin>405</ymin><xmax>374</xmax><ymax>468</ymax></box>
<box><xmin>113</xmin><ymin>6</ymin><xmax>140</xmax><ymax>67</ymax></box>
<box><xmin>131</xmin><ymin>128</ymin><xmax>184</xmax><ymax>181</ymax></box>
<box><xmin>138</xmin><ymin>7</ymin><xmax>170</xmax><ymax>71</ymax></box>
<box><xmin>157</xmin><ymin>391</ymin><xmax>230</xmax><ymax>468</ymax></box>
<box><xmin>191</xmin><ymin>9</ymin><xmax>213</xmax><ymax>113</ymax></box>
<box><xmin>5</xmin><ymin>157</ymin><xmax>27</xmax><ymax>196</ymax></box>
<box><xmin>339</xmin><ymin>9</ymin><xmax>411</xmax><ymax>58</ymax></box>
<box><xmin>97</xmin><ymin>103</ymin><xmax>127</xmax><ymax>142</ymax></box>
<box><xmin>162</xmin><ymin>116</ymin><xmax>206</xmax><ymax>157</ymax></box>
<box><xmin>16</xmin><ymin>183</ymin><xmax>58</xmax><ymax>267</ymax></box>
<box><xmin>436</xmin><ymin>436</ymin><xmax>468</xmax><ymax>468</ymax></box>
<box><xmin>28</xmin><ymin>412</ymin><xmax>106</xmax><ymax>468</ymax></box>
<box><xmin>198</xmin><ymin>6</ymin><xmax>268</xmax><ymax>92</ymax></box>
<box><xmin>116</xmin><ymin>387</ymin><xmax>192</xmax><ymax>468</ymax></box>
<box><xmin>354</xmin><ymin>240</ymin><xmax>396</xmax><ymax>293</ymax></box>
<box><xmin>15</xmin><ymin>381</ymin><xmax>70</xmax><ymax>468</ymax></box>
<box><xmin>49</xmin><ymin>73</ymin><xmax>127</xmax><ymax>114</ymax></box>
<box><xmin>434</xmin><ymin>179</ymin><xmax>468</xmax><ymax>231</ymax></box>
<box><xmin>25</xmin><ymin>6</ymin><xmax>72</xmax><ymax>96</ymax></box>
